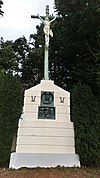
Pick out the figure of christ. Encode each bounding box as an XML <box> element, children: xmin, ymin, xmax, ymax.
<box><xmin>37</xmin><ymin>14</ymin><xmax>56</xmax><ymax>47</ymax></box>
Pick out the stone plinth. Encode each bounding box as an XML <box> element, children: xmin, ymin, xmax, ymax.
<box><xmin>9</xmin><ymin>80</ymin><xmax>80</xmax><ymax>169</ymax></box>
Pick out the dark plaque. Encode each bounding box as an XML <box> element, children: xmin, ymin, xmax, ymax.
<box><xmin>41</xmin><ymin>91</ymin><xmax>54</xmax><ymax>107</ymax></box>
<box><xmin>38</xmin><ymin>91</ymin><xmax>55</xmax><ymax>119</ymax></box>
<box><xmin>38</xmin><ymin>106</ymin><xmax>55</xmax><ymax>119</ymax></box>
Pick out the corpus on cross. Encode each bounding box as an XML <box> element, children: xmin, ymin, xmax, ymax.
<box><xmin>31</xmin><ymin>5</ymin><xmax>56</xmax><ymax>80</ymax></box>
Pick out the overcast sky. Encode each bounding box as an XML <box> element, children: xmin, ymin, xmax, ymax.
<box><xmin>0</xmin><ymin>0</ymin><xmax>55</xmax><ymax>41</ymax></box>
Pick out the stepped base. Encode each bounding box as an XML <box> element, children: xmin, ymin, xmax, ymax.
<box><xmin>9</xmin><ymin>153</ymin><xmax>80</xmax><ymax>169</ymax></box>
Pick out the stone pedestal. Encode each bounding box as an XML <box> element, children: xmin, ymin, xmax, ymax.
<box><xmin>9</xmin><ymin>80</ymin><xmax>80</xmax><ymax>169</ymax></box>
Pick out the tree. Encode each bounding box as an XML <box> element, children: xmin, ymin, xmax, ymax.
<box><xmin>50</xmin><ymin>0</ymin><xmax>100</xmax><ymax>94</ymax></box>
<box><xmin>21</xmin><ymin>26</ymin><xmax>44</xmax><ymax>88</ymax></box>
<box><xmin>0</xmin><ymin>0</ymin><xmax>4</xmax><ymax>16</ymax></box>
<box><xmin>0</xmin><ymin>36</ymin><xmax>44</xmax><ymax>89</ymax></box>
<box><xmin>72</xmin><ymin>81</ymin><xmax>100</xmax><ymax>166</ymax></box>
<box><xmin>12</xmin><ymin>36</ymin><xmax>30</xmax><ymax>86</ymax></box>
<box><xmin>0</xmin><ymin>73</ymin><xmax>23</xmax><ymax>166</ymax></box>
<box><xmin>54</xmin><ymin>0</ymin><xmax>100</xmax><ymax>15</ymax></box>
<box><xmin>12</xmin><ymin>34</ymin><xmax>44</xmax><ymax>89</ymax></box>
<box><xmin>0</xmin><ymin>38</ymin><xmax>18</xmax><ymax>74</ymax></box>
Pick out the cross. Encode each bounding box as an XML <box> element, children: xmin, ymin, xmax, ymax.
<box><xmin>31</xmin><ymin>5</ymin><xmax>57</xmax><ymax>80</ymax></box>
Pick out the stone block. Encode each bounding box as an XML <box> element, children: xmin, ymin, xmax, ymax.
<box><xmin>9</xmin><ymin>153</ymin><xmax>80</xmax><ymax>169</ymax></box>
<box><xmin>18</xmin><ymin>120</ymin><xmax>74</xmax><ymax>128</ymax></box>
<box><xmin>16</xmin><ymin>145</ymin><xmax>75</xmax><ymax>154</ymax></box>
<box><xmin>18</xmin><ymin>127</ymin><xmax>74</xmax><ymax>137</ymax></box>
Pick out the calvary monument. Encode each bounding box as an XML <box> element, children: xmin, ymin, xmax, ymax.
<box><xmin>9</xmin><ymin>5</ymin><xmax>80</xmax><ymax>169</ymax></box>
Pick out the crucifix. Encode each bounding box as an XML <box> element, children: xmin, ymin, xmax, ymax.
<box><xmin>31</xmin><ymin>5</ymin><xmax>56</xmax><ymax>80</ymax></box>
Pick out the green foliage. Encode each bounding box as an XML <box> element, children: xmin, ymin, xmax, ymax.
<box><xmin>20</xmin><ymin>27</ymin><xmax>44</xmax><ymax>89</ymax></box>
<box><xmin>72</xmin><ymin>81</ymin><xmax>100</xmax><ymax>166</ymax></box>
<box><xmin>0</xmin><ymin>0</ymin><xmax>4</xmax><ymax>16</ymax></box>
<box><xmin>0</xmin><ymin>73</ymin><xmax>23</xmax><ymax>166</ymax></box>
<box><xmin>54</xmin><ymin>0</ymin><xmax>99</xmax><ymax>15</ymax></box>
<box><xmin>0</xmin><ymin>38</ymin><xmax>18</xmax><ymax>74</ymax></box>
<box><xmin>12</xmin><ymin>35</ymin><xmax>43</xmax><ymax>89</ymax></box>
<box><xmin>50</xmin><ymin>1</ymin><xmax>100</xmax><ymax>92</ymax></box>
<box><xmin>0</xmin><ymin>35</ymin><xmax>44</xmax><ymax>89</ymax></box>
<box><xmin>12</xmin><ymin>36</ymin><xmax>32</xmax><ymax>87</ymax></box>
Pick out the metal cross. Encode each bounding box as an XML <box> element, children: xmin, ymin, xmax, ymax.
<box><xmin>31</xmin><ymin>5</ymin><xmax>61</xmax><ymax>80</ymax></box>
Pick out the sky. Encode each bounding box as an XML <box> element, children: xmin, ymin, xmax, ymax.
<box><xmin>0</xmin><ymin>0</ymin><xmax>55</xmax><ymax>41</ymax></box>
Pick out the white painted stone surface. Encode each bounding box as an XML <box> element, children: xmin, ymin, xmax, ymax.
<box><xmin>9</xmin><ymin>153</ymin><xmax>80</xmax><ymax>169</ymax></box>
<box><xmin>9</xmin><ymin>80</ymin><xmax>80</xmax><ymax>168</ymax></box>
<box><xmin>19</xmin><ymin>120</ymin><xmax>74</xmax><ymax>128</ymax></box>
<box><xmin>16</xmin><ymin>146</ymin><xmax>75</xmax><ymax>154</ymax></box>
<box><xmin>17</xmin><ymin>136</ymin><xmax>74</xmax><ymax>146</ymax></box>
<box><xmin>18</xmin><ymin>128</ymin><xmax>74</xmax><ymax>137</ymax></box>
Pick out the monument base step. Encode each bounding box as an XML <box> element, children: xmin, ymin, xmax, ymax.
<box><xmin>9</xmin><ymin>153</ymin><xmax>80</xmax><ymax>169</ymax></box>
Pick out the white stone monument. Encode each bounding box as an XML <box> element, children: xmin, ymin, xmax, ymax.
<box><xmin>9</xmin><ymin>80</ymin><xmax>80</xmax><ymax>168</ymax></box>
<box><xmin>9</xmin><ymin>5</ymin><xmax>80</xmax><ymax>169</ymax></box>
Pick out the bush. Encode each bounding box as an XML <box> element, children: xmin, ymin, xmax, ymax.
<box><xmin>72</xmin><ymin>81</ymin><xmax>100</xmax><ymax>166</ymax></box>
<box><xmin>0</xmin><ymin>73</ymin><xmax>23</xmax><ymax>166</ymax></box>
